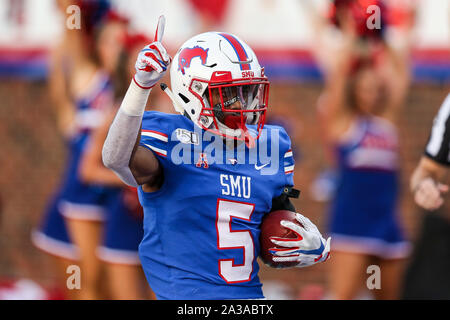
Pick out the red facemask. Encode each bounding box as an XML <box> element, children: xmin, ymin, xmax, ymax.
<box><xmin>189</xmin><ymin>71</ymin><xmax>269</xmax><ymax>147</ymax></box>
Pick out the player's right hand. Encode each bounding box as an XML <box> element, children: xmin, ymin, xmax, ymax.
<box><xmin>414</xmin><ymin>177</ymin><xmax>449</xmax><ymax>211</ymax></box>
<box><xmin>133</xmin><ymin>16</ymin><xmax>171</xmax><ymax>89</ymax></box>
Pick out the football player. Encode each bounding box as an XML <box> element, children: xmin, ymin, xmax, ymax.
<box><xmin>102</xmin><ymin>17</ymin><xmax>330</xmax><ymax>299</ymax></box>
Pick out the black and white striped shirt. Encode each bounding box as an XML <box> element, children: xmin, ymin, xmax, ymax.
<box><xmin>425</xmin><ymin>93</ymin><xmax>450</xmax><ymax>166</ymax></box>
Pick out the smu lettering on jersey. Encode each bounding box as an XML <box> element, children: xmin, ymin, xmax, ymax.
<box><xmin>137</xmin><ymin>111</ymin><xmax>294</xmax><ymax>300</ymax></box>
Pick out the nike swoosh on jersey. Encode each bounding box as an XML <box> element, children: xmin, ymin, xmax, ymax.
<box><xmin>254</xmin><ymin>163</ymin><xmax>270</xmax><ymax>170</ymax></box>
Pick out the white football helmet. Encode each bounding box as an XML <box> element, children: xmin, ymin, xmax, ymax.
<box><xmin>167</xmin><ymin>32</ymin><xmax>269</xmax><ymax>146</ymax></box>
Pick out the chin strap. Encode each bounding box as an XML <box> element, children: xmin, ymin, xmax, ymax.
<box><xmin>160</xmin><ymin>83</ymin><xmax>185</xmax><ymax>114</ymax></box>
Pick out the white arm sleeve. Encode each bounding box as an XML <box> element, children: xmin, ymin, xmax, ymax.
<box><xmin>102</xmin><ymin>80</ymin><xmax>151</xmax><ymax>187</ymax></box>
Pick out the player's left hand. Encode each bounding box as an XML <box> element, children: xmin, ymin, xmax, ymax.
<box><xmin>269</xmin><ymin>213</ymin><xmax>331</xmax><ymax>268</ymax></box>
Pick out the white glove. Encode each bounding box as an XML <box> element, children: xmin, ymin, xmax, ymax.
<box><xmin>133</xmin><ymin>16</ymin><xmax>171</xmax><ymax>89</ymax></box>
<box><xmin>270</xmin><ymin>213</ymin><xmax>331</xmax><ymax>268</ymax></box>
<box><xmin>414</xmin><ymin>177</ymin><xmax>448</xmax><ymax>211</ymax></box>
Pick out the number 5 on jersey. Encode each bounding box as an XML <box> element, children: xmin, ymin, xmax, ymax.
<box><xmin>216</xmin><ymin>199</ymin><xmax>255</xmax><ymax>283</ymax></box>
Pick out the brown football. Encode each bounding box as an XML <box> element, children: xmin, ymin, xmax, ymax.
<box><xmin>259</xmin><ymin>210</ymin><xmax>303</xmax><ymax>268</ymax></box>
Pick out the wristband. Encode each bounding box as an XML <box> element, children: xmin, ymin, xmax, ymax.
<box><xmin>120</xmin><ymin>80</ymin><xmax>152</xmax><ymax>117</ymax></box>
<box><xmin>133</xmin><ymin>75</ymin><xmax>155</xmax><ymax>90</ymax></box>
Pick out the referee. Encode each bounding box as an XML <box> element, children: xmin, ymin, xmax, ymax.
<box><xmin>402</xmin><ymin>93</ymin><xmax>450</xmax><ymax>299</ymax></box>
<box><xmin>411</xmin><ymin>93</ymin><xmax>450</xmax><ymax>209</ymax></box>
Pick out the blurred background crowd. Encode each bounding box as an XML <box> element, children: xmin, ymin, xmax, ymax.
<box><xmin>0</xmin><ymin>0</ymin><xmax>449</xmax><ymax>300</ymax></box>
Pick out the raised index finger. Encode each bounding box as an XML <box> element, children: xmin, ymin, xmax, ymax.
<box><xmin>154</xmin><ymin>15</ymin><xmax>166</xmax><ymax>42</ymax></box>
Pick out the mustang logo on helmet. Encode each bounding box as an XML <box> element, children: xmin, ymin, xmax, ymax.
<box><xmin>178</xmin><ymin>46</ymin><xmax>209</xmax><ymax>75</ymax></box>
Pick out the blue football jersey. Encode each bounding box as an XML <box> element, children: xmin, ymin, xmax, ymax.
<box><xmin>137</xmin><ymin>111</ymin><xmax>295</xmax><ymax>300</ymax></box>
